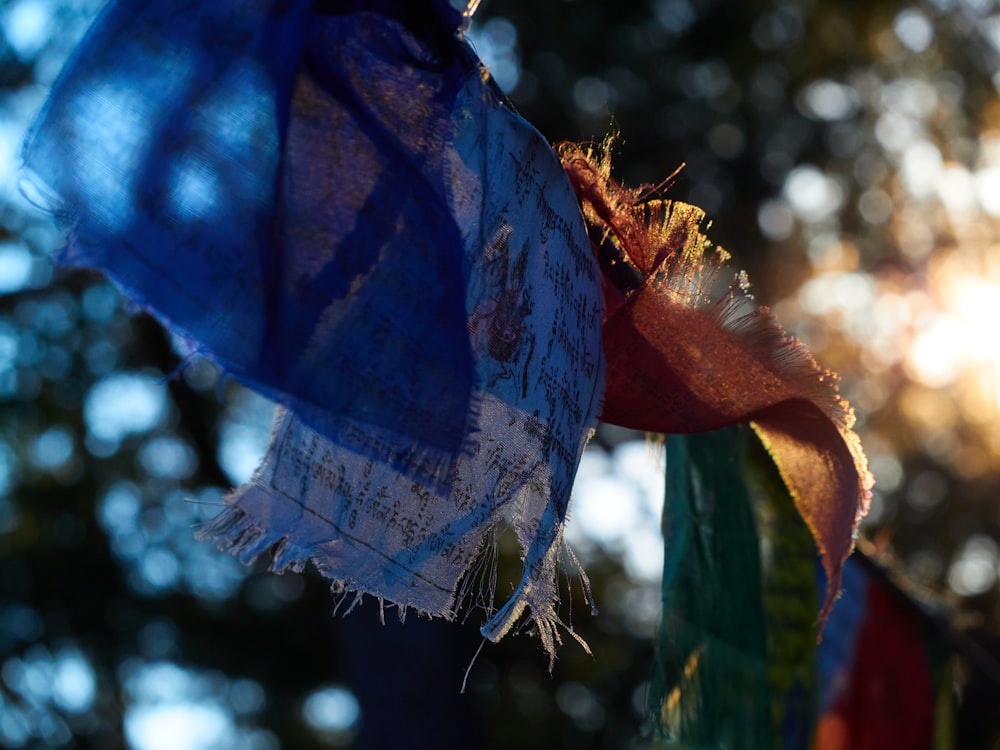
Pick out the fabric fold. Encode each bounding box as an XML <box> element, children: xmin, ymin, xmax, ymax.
<box><xmin>559</xmin><ymin>141</ymin><xmax>872</xmax><ymax>626</ymax></box>
<box><xmin>20</xmin><ymin>0</ymin><xmax>480</xmax><ymax>489</ymax></box>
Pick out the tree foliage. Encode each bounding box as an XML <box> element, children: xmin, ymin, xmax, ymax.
<box><xmin>1</xmin><ymin>0</ymin><xmax>999</xmax><ymax>747</ymax></box>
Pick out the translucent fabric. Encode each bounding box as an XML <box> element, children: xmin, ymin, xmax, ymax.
<box><xmin>22</xmin><ymin>0</ymin><xmax>605</xmax><ymax>661</ymax></box>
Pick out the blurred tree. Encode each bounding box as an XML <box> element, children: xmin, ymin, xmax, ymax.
<box><xmin>1</xmin><ymin>0</ymin><xmax>1000</xmax><ymax>748</ymax></box>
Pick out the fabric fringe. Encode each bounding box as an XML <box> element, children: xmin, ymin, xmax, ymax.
<box><xmin>199</xmin><ymin>494</ymin><xmax>592</xmax><ymax>669</ymax></box>
<box><xmin>197</xmin><ymin>504</ymin><xmax>453</xmax><ymax>623</ymax></box>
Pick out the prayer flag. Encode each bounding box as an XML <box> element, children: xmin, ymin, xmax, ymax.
<box><xmin>559</xmin><ymin>142</ymin><xmax>873</xmax><ymax>624</ymax></box>
<box><xmin>21</xmin><ymin>0</ymin><xmax>605</xmax><ymax>661</ymax></box>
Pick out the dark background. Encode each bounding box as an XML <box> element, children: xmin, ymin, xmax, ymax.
<box><xmin>1</xmin><ymin>0</ymin><xmax>999</xmax><ymax>747</ymax></box>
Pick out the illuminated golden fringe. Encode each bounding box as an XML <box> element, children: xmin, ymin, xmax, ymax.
<box><xmin>558</xmin><ymin>140</ymin><xmax>869</xmax><ymax>463</ymax></box>
<box><xmin>564</xmin><ymin>147</ymin><xmax>840</xmax><ymax>414</ymax></box>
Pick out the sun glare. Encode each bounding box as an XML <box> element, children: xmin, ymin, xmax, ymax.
<box><xmin>779</xmin><ymin>111</ymin><xmax>1000</xmax><ymax>480</ymax></box>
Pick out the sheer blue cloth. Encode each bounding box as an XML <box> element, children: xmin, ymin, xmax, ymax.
<box><xmin>21</xmin><ymin>0</ymin><xmax>480</xmax><ymax>487</ymax></box>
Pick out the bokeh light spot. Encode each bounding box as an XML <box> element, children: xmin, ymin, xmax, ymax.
<box><xmin>894</xmin><ymin>9</ymin><xmax>934</xmax><ymax>53</ymax></box>
<box><xmin>302</xmin><ymin>685</ymin><xmax>361</xmax><ymax>734</ymax></box>
<box><xmin>84</xmin><ymin>373</ymin><xmax>168</xmax><ymax>443</ymax></box>
<box><xmin>948</xmin><ymin>534</ymin><xmax>999</xmax><ymax>596</ymax></box>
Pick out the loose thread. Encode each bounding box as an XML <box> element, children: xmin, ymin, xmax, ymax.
<box><xmin>461</xmin><ymin>637</ymin><xmax>488</xmax><ymax>694</ymax></box>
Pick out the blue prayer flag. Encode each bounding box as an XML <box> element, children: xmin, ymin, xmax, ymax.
<box><xmin>22</xmin><ymin>0</ymin><xmax>605</xmax><ymax>661</ymax></box>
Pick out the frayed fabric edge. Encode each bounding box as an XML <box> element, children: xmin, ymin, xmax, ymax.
<box><xmin>479</xmin><ymin>535</ymin><xmax>593</xmax><ymax>671</ymax></box>
<box><xmin>196</xmin><ymin>503</ymin><xmax>458</xmax><ymax>621</ymax></box>
<box><xmin>198</xmin><ymin>502</ymin><xmax>592</xmax><ymax>669</ymax></box>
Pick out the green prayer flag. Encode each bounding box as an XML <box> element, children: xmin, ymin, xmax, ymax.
<box><xmin>647</xmin><ymin>426</ymin><xmax>772</xmax><ymax>748</ymax></box>
<box><xmin>745</xmin><ymin>434</ymin><xmax>820</xmax><ymax>749</ymax></box>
